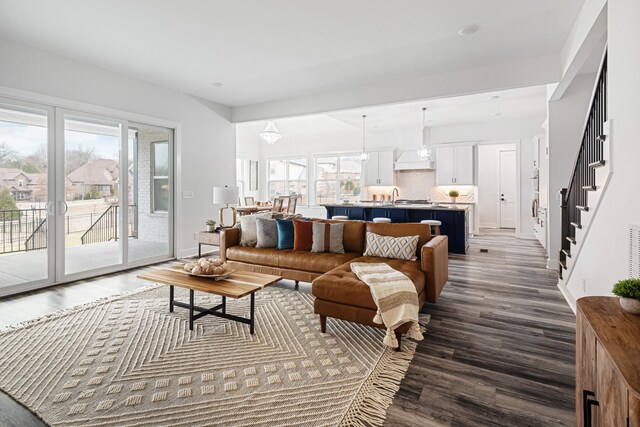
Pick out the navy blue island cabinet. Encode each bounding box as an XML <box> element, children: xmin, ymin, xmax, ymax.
<box><xmin>323</xmin><ymin>205</ymin><xmax>469</xmax><ymax>254</ymax></box>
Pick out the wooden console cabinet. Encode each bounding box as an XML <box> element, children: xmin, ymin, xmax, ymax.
<box><xmin>576</xmin><ymin>297</ymin><xmax>640</xmax><ymax>427</ymax></box>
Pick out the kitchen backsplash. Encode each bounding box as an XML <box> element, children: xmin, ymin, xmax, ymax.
<box><xmin>362</xmin><ymin>170</ymin><xmax>476</xmax><ymax>203</ymax></box>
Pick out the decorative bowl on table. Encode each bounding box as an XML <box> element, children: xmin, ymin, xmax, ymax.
<box><xmin>183</xmin><ymin>257</ymin><xmax>233</xmax><ymax>280</ymax></box>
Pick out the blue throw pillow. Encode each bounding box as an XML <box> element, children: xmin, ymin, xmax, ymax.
<box><xmin>276</xmin><ymin>218</ymin><xmax>294</xmax><ymax>250</ymax></box>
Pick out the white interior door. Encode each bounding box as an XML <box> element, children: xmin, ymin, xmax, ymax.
<box><xmin>499</xmin><ymin>150</ymin><xmax>517</xmax><ymax>228</ymax></box>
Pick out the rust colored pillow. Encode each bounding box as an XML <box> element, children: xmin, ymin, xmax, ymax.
<box><xmin>293</xmin><ymin>219</ymin><xmax>314</xmax><ymax>251</ymax></box>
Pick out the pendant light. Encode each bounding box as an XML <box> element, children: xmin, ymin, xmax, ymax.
<box><xmin>417</xmin><ymin>107</ymin><xmax>432</xmax><ymax>161</ymax></box>
<box><xmin>360</xmin><ymin>115</ymin><xmax>369</xmax><ymax>163</ymax></box>
<box><xmin>260</xmin><ymin>121</ymin><xmax>282</xmax><ymax>144</ymax></box>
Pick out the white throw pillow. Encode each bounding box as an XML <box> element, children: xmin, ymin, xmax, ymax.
<box><xmin>239</xmin><ymin>211</ymin><xmax>273</xmax><ymax>247</ymax></box>
<box><xmin>363</xmin><ymin>232</ymin><xmax>419</xmax><ymax>261</ymax></box>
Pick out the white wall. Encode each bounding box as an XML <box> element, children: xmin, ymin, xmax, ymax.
<box><xmin>477</xmin><ymin>143</ymin><xmax>517</xmax><ymax>228</ymax></box>
<box><xmin>546</xmin><ymin>73</ymin><xmax>597</xmax><ymax>268</ymax></box>
<box><xmin>430</xmin><ymin>119</ymin><xmax>544</xmax><ymax>237</ymax></box>
<box><xmin>565</xmin><ymin>0</ymin><xmax>640</xmax><ymax>300</ymax></box>
<box><xmin>0</xmin><ymin>37</ymin><xmax>236</xmax><ymax>258</ymax></box>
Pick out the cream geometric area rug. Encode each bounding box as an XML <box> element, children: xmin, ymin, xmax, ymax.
<box><xmin>0</xmin><ymin>285</ymin><xmax>426</xmax><ymax>427</ymax></box>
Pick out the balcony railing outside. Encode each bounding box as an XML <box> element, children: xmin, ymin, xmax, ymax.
<box><xmin>0</xmin><ymin>208</ymin><xmax>47</xmax><ymax>254</ymax></box>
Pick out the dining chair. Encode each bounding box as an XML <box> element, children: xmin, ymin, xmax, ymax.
<box><xmin>244</xmin><ymin>196</ymin><xmax>255</xmax><ymax>206</ymax></box>
<box><xmin>286</xmin><ymin>195</ymin><xmax>298</xmax><ymax>214</ymax></box>
<box><xmin>272</xmin><ymin>197</ymin><xmax>284</xmax><ymax>212</ymax></box>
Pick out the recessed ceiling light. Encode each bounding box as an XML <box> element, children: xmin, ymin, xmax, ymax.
<box><xmin>212</xmin><ymin>82</ymin><xmax>224</xmax><ymax>88</ymax></box>
<box><xmin>489</xmin><ymin>95</ymin><xmax>500</xmax><ymax>100</ymax></box>
<box><xmin>458</xmin><ymin>24</ymin><xmax>479</xmax><ymax>36</ymax></box>
<box><xmin>493</xmin><ymin>112</ymin><xmax>502</xmax><ymax>117</ymax></box>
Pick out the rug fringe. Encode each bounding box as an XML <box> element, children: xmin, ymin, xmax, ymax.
<box><xmin>0</xmin><ymin>283</ymin><xmax>160</xmax><ymax>335</ymax></box>
<box><xmin>339</xmin><ymin>342</ymin><xmax>418</xmax><ymax>427</ymax></box>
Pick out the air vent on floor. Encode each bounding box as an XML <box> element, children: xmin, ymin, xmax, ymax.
<box><xmin>480</xmin><ymin>249</ymin><xmax>489</xmax><ymax>253</ymax></box>
<box><xmin>631</xmin><ymin>224</ymin><xmax>640</xmax><ymax>278</ymax></box>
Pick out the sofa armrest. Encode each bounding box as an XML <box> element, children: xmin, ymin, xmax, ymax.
<box><xmin>420</xmin><ymin>235</ymin><xmax>448</xmax><ymax>303</ymax></box>
<box><xmin>219</xmin><ymin>228</ymin><xmax>240</xmax><ymax>262</ymax></box>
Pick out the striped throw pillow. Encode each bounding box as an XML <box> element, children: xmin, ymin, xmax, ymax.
<box><xmin>311</xmin><ymin>222</ymin><xmax>345</xmax><ymax>253</ymax></box>
<box><xmin>363</xmin><ymin>232</ymin><xmax>419</xmax><ymax>261</ymax></box>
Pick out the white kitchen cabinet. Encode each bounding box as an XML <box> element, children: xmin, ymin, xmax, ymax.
<box><xmin>365</xmin><ymin>150</ymin><xmax>395</xmax><ymax>186</ymax></box>
<box><xmin>435</xmin><ymin>145</ymin><xmax>474</xmax><ymax>185</ymax></box>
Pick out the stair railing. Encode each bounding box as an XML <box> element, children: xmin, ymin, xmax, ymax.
<box><xmin>558</xmin><ymin>54</ymin><xmax>607</xmax><ymax>278</ymax></box>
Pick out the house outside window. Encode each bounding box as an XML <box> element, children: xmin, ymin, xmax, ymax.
<box><xmin>268</xmin><ymin>158</ymin><xmax>307</xmax><ymax>205</ymax></box>
<box><xmin>151</xmin><ymin>142</ymin><xmax>169</xmax><ymax>213</ymax></box>
<box><xmin>315</xmin><ymin>154</ymin><xmax>361</xmax><ymax>205</ymax></box>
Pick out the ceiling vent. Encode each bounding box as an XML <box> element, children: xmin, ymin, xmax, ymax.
<box><xmin>630</xmin><ymin>224</ymin><xmax>640</xmax><ymax>278</ymax></box>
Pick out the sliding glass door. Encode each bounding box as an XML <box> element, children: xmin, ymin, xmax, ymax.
<box><xmin>0</xmin><ymin>97</ymin><xmax>174</xmax><ymax>295</ymax></box>
<box><xmin>0</xmin><ymin>98</ymin><xmax>54</xmax><ymax>294</ymax></box>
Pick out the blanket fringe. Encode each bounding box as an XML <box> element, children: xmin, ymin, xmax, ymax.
<box><xmin>339</xmin><ymin>344</ymin><xmax>417</xmax><ymax>426</ymax></box>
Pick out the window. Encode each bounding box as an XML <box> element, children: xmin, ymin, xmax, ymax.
<box><xmin>315</xmin><ymin>154</ymin><xmax>361</xmax><ymax>204</ymax></box>
<box><xmin>151</xmin><ymin>141</ymin><xmax>169</xmax><ymax>212</ymax></box>
<box><xmin>236</xmin><ymin>158</ymin><xmax>244</xmax><ymax>202</ymax></box>
<box><xmin>18</xmin><ymin>179</ymin><xmax>23</xmax><ymax>188</ymax></box>
<box><xmin>268</xmin><ymin>158</ymin><xmax>307</xmax><ymax>205</ymax></box>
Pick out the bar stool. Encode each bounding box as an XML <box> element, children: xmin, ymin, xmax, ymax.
<box><xmin>331</xmin><ymin>215</ymin><xmax>349</xmax><ymax>220</ymax></box>
<box><xmin>421</xmin><ymin>219</ymin><xmax>441</xmax><ymax>236</ymax></box>
<box><xmin>373</xmin><ymin>217</ymin><xmax>391</xmax><ymax>223</ymax></box>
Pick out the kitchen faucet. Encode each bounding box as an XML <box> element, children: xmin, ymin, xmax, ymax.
<box><xmin>391</xmin><ymin>188</ymin><xmax>399</xmax><ymax>204</ymax></box>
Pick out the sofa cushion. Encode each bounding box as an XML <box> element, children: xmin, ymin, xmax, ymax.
<box><xmin>319</xmin><ymin>220</ymin><xmax>366</xmax><ymax>254</ymax></box>
<box><xmin>311</xmin><ymin>222</ymin><xmax>345</xmax><ymax>254</ymax></box>
<box><xmin>366</xmin><ymin>222</ymin><xmax>431</xmax><ymax>258</ymax></box>
<box><xmin>312</xmin><ymin>256</ymin><xmax>426</xmax><ymax>310</ymax></box>
<box><xmin>255</xmin><ymin>218</ymin><xmax>278</xmax><ymax>248</ymax></box>
<box><xmin>278</xmin><ymin>251</ymin><xmax>360</xmax><ymax>273</ymax></box>
<box><xmin>239</xmin><ymin>211</ymin><xmax>273</xmax><ymax>247</ymax></box>
<box><xmin>226</xmin><ymin>246</ymin><xmax>360</xmax><ymax>273</ymax></box>
<box><xmin>276</xmin><ymin>218</ymin><xmax>294</xmax><ymax>250</ymax></box>
<box><xmin>293</xmin><ymin>219</ymin><xmax>314</xmax><ymax>251</ymax></box>
<box><xmin>363</xmin><ymin>232</ymin><xmax>419</xmax><ymax>261</ymax></box>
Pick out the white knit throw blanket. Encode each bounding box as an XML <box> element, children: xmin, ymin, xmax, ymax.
<box><xmin>350</xmin><ymin>262</ymin><xmax>424</xmax><ymax>348</ymax></box>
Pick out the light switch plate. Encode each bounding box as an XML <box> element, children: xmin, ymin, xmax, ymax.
<box><xmin>183</xmin><ymin>191</ymin><xmax>194</xmax><ymax>199</ymax></box>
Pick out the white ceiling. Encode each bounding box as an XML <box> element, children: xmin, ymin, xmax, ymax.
<box><xmin>0</xmin><ymin>0</ymin><xmax>583</xmax><ymax>109</ymax></box>
<box><xmin>239</xmin><ymin>85</ymin><xmax>547</xmax><ymax>138</ymax></box>
<box><xmin>328</xmin><ymin>85</ymin><xmax>548</xmax><ymax>131</ymax></box>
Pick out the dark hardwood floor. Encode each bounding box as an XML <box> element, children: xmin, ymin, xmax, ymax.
<box><xmin>0</xmin><ymin>229</ymin><xmax>575</xmax><ymax>426</ymax></box>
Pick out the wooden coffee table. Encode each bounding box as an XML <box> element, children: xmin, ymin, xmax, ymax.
<box><xmin>137</xmin><ymin>266</ymin><xmax>281</xmax><ymax>334</ymax></box>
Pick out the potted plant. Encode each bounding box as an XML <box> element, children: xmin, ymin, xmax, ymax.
<box><xmin>205</xmin><ymin>219</ymin><xmax>217</xmax><ymax>233</ymax></box>
<box><xmin>448</xmin><ymin>189</ymin><xmax>460</xmax><ymax>203</ymax></box>
<box><xmin>612</xmin><ymin>278</ymin><xmax>640</xmax><ymax>314</ymax></box>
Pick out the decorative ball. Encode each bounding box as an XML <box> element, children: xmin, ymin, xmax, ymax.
<box><xmin>184</xmin><ymin>262</ymin><xmax>195</xmax><ymax>272</ymax></box>
<box><xmin>198</xmin><ymin>258</ymin><xmax>207</xmax><ymax>264</ymax></box>
<box><xmin>213</xmin><ymin>266</ymin><xmax>223</xmax><ymax>275</ymax></box>
<box><xmin>192</xmin><ymin>265</ymin><xmax>203</xmax><ymax>275</ymax></box>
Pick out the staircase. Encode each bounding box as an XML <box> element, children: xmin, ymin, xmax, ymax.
<box><xmin>558</xmin><ymin>53</ymin><xmax>611</xmax><ymax>285</ymax></box>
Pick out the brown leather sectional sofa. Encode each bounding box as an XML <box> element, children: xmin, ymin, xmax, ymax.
<box><xmin>220</xmin><ymin>220</ymin><xmax>448</xmax><ymax>347</ymax></box>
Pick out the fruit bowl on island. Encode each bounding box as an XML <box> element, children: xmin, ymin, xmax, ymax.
<box><xmin>183</xmin><ymin>257</ymin><xmax>233</xmax><ymax>280</ymax></box>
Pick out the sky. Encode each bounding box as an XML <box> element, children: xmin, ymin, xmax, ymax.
<box><xmin>0</xmin><ymin>121</ymin><xmax>120</xmax><ymax>160</ymax></box>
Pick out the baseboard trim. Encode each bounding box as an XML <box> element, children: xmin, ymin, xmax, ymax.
<box><xmin>557</xmin><ymin>282</ymin><xmax>577</xmax><ymax>314</ymax></box>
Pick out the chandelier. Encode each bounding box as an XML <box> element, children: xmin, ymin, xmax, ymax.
<box><xmin>418</xmin><ymin>107</ymin><xmax>432</xmax><ymax>161</ymax></box>
<box><xmin>360</xmin><ymin>115</ymin><xmax>369</xmax><ymax>163</ymax></box>
<box><xmin>260</xmin><ymin>121</ymin><xmax>282</xmax><ymax>144</ymax></box>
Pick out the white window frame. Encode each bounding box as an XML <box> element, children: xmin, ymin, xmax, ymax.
<box><xmin>151</xmin><ymin>141</ymin><xmax>169</xmax><ymax>213</ymax></box>
<box><xmin>266</xmin><ymin>156</ymin><xmax>308</xmax><ymax>206</ymax></box>
<box><xmin>314</xmin><ymin>152</ymin><xmax>362</xmax><ymax>205</ymax></box>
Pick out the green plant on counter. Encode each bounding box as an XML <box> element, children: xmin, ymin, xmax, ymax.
<box><xmin>612</xmin><ymin>279</ymin><xmax>640</xmax><ymax>300</ymax></box>
<box><xmin>448</xmin><ymin>189</ymin><xmax>460</xmax><ymax>198</ymax></box>
<box><xmin>205</xmin><ymin>219</ymin><xmax>217</xmax><ymax>226</ymax></box>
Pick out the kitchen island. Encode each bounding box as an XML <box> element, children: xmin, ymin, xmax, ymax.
<box><xmin>322</xmin><ymin>203</ymin><xmax>469</xmax><ymax>254</ymax></box>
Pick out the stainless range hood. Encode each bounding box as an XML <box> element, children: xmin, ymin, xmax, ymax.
<box><xmin>394</xmin><ymin>150</ymin><xmax>434</xmax><ymax>170</ymax></box>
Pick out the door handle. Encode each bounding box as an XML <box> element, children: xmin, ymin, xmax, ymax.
<box><xmin>59</xmin><ymin>201</ymin><xmax>68</xmax><ymax>214</ymax></box>
<box><xmin>501</xmin><ymin>198</ymin><xmax>505</xmax><ymax>201</ymax></box>
<box><xmin>583</xmin><ymin>390</ymin><xmax>599</xmax><ymax>427</ymax></box>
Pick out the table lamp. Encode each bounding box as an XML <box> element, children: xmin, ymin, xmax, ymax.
<box><xmin>213</xmin><ymin>185</ymin><xmax>239</xmax><ymax>228</ymax></box>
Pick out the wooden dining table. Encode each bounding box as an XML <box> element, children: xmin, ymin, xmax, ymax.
<box><xmin>236</xmin><ymin>205</ymin><xmax>273</xmax><ymax>216</ymax></box>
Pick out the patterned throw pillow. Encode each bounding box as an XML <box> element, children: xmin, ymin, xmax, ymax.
<box><xmin>255</xmin><ymin>218</ymin><xmax>278</xmax><ymax>248</ymax></box>
<box><xmin>293</xmin><ymin>219</ymin><xmax>314</xmax><ymax>251</ymax></box>
<box><xmin>276</xmin><ymin>219</ymin><xmax>295</xmax><ymax>250</ymax></box>
<box><xmin>363</xmin><ymin>232</ymin><xmax>419</xmax><ymax>261</ymax></box>
<box><xmin>239</xmin><ymin>211</ymin><xmax>273</xmax><ymax>247</ymax></box>
<box><xmin>311</xmin><ymin>222</ymin><xmax>345</xmax><ymax>254</ymax></box>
